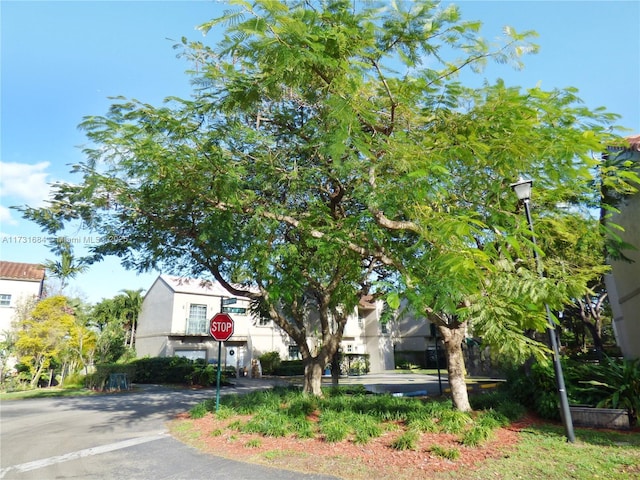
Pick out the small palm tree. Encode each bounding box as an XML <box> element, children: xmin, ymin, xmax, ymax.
<box><xmin>43</xmin><ymin>242</ymin><xmax>90</xmax><ymax>291</ymax></box>
<box><xmin>115</xmin><ymin>289</ymin><xmax>144</xmax><ymax>349</ymax></box>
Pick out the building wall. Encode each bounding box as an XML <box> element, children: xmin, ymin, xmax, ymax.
<box><xmin>606</xmin><ymin>148</ymin><xmax>640</xmax><ymax>359</ymax></box>
<box><xmin>361</xmin><ymin>305</ymin><xmax>394</xmax><ymax>372</ymax></box>
<box><xmin>136</xmin><ymin>275</ymin><xmax>398</xmax><ymax>373</ymax></box>
<box><xmin>0</xmin><ymin>279</ymin><xmax>42</xmax><ymax>336</ymax></box>
<box><xmin>135</xmin><ymin>278</ymin><xmax>175</xmax><ymax>357</ymax></box>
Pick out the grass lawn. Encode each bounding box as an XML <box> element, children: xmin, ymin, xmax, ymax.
<box><xmin>0</xmin><ymin>386</ymin><xmax>98</xmax><ymax>400</ymax></box>
<box><xmin>442</xmin><ymin>424</ymin><xmax>640</xmax><ymax>480</ymax></box>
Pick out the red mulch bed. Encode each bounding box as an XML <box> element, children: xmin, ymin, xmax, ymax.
<box><xmin>171</xmin><ymin>412</ymin><xmax>545</xmax><ymax>480</ymax></box>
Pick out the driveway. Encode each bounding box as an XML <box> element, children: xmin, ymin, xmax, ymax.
<box><xmin>0</xmin><ymin>380</ymin><xmax>337</xmax><ymax>480</ymax></box>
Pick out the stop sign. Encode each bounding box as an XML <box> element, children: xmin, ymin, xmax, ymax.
<box><xmin>209</xmin><ymin>312</ymin><xmax>234</xmax><ymax>341</ymax></box>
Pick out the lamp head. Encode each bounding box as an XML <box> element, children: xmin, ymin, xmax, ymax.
<box><xmin>510</xmin><ymin>177</ymin><xmax>533</xmax><ymax>201</ymax></box>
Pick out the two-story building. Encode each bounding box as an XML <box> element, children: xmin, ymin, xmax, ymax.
<box><xmin>0</xmin><ymin>261</ymin><xmax>46</xmax><ymax>338</ymax></box>
<box><xmin>136</xmin><ymin>275</ymin><xmax>398</xmax><ymax>374</ymax></box>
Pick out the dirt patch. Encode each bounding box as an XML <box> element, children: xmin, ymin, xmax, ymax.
<box><xmin>170</xmin><ymin>413</ymin><xmax>540</xmax><ymax>480</ymax></box>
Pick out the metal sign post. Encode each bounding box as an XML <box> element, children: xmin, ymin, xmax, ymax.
<box><xmin>209</xmin><ymin>313</ymin><xmax>234</xmax><ymax>412</ymax></box>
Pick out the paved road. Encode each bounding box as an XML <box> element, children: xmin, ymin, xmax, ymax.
<box><xmin>0</xmin><ymin>380</ymin><xmax>337</xmax><ymax>480</ymax></box>
<box><xmin>0</xmin><ymin>373</ymin><xmax>461</xmax><ymax>480</ymax></box>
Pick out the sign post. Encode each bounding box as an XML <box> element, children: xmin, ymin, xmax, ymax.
<box><xmin>209</xmin><ymin>313</ymin><xmax>234</xmax><ymax>411</ymax></box>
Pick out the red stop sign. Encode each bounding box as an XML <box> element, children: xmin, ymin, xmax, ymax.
<box><xmin>209</xmin><ymin>312</ymin><xmax>234</xmax><ymax>341</ymax></box>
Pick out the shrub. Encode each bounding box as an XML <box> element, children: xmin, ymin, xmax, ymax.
<box><xmin>579</xmin><ymin>356</ymin><xmax>640</xmax><ymax>426</ymax></box>
<box><xmin>190</xmin><ymin>403</ymin><xmax>209</xmax><ymax>419</ymax></box>
<box><xmin>62</xmin><ymin>372</ymin><xmax>86</xmax><ymax>389</ymax></box>
<box><xmin>285</xmin><ymin>396</ymin><xmax>319</xmax><ymax>417</ymax></box>
<box><xmin>353</xmin><ymin>415</ymin><xmax>382</xmax><ymax>444</ymax></box>
<box><xmin>290</xmin><ymin>417</ymin><xmax>315</xmax><ymax>439</ymax></box>
<box><xmin>241</xmin><ymin>408</ymin><xmax>290</xmax><ymax>437</ymax></box>
<box><xmin>437</xmin><ymin>410</ymin><xmax>472</xmax><ymax>434</ymax></box>
<box><xmin>273</xmin><ymin>360</ymin><xmax>304</xmax><ymax>376</ymax></box>
<box><xmin>258</xmin><ymin>352</ymin><xmax>281</xmax><ymax>375</ymax></box>
<box><xmin>505</xmin><ymin>357</ymin><xmax>640</xmax><ymax>425</ymax></box>
<box><xmin>478</xmin><ymin>409</ymin><xmax>510</xmax><ymax>429</ymax></box>
<box><xmin>186</xmin><ymin>363</ymin><xmax>217</xmax><ymax>386</ymax></box>
<box><xmin>429</xmin><ymin>444</ymin><xmax>460</xmax><ymax>460</ymax></box>
<box><xmin>319</xmin><ymin>411</ymin><xmax>349</xmax><ymax>442</ymax></box>
<box><xmin>406</xmin><ymin>412</ymin><xmax>438</xmax><ymax>433</ymax></box>
<box><xmin>86</xmin><ymin>363</ymin><xmax>136</xmax><ymax>390</ymax></box>
<box><xmin>470</xmin><ymin>391</ymin><xmax>526</xmax><ymax>421</ymax></box>
<box><xmin>461</xmin><ymin>424</ymin><xmax>494</xmax><ymax>447</ymax></box>
<box><xmin>390</xmin><ymin>429</ymin><xmax>419</xmax><ymax>450</ymax></box>
<box><xmin>504</xmin><ymin>361</ymin><xmax>561</xmax><ymax>420</ymax></box>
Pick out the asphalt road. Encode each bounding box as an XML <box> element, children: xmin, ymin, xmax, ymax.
<box><xmin>0</xmin><ymin>373</ymin><xmax>456</xmax><ymax>480</ymax></box>
<box><xmin>0</xmin><ymin>381</ymin><xmax>338</xmax><ymax>480</ymax></box>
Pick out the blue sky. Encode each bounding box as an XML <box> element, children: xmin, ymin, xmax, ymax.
<box><xmin>1</xmin><ymin>0</ymin><xmax>639</xmax><ymax>304</ymax></box>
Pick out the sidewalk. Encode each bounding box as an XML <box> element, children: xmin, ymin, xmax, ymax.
<box><xmin>230</xmin><ymin>371</ymin><xmax>503</xmax><ymax>397</ymax></box>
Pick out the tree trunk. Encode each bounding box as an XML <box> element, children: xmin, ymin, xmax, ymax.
<box><xmin>439</xmin><ymin>323</ymin><xmax>472</xmax><ymax>412</ymax></box>
<box><xmin>330</xmin><ymin>350</ymin><xmax>341</xmax><ymax>386</ymax></box>
<box><xmin>303</xmin><ymin>357</ymin><xmax>325</xmax><ymax>396</ymax></box>
<box><xmin>130</xmin><ymin>320</ymin><xmax>136</xmax><ymax>350</ymax></box>
<box><xmin>30</xmin><ymin>358</ymin><xmax>47</xmax><ymax>388</ymax></box>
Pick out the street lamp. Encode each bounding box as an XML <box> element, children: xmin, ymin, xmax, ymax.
<box><xmin>510</xmin><ymin>177</ymin><xmax>576</xmax><ymax>443</ymax></box>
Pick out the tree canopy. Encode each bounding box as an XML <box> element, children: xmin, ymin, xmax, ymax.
<box><xmin>21</xmin><ymin>0</ymin><xmax>637</xmax><ymax>403</ymax></box>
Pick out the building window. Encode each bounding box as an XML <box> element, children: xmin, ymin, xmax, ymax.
<box><xmin>186</xmin><ymin>304</ymin><xmax>207</xmax><ymax>334</ymax></box>
<box><xmin>346</xmin><ymin>344</ymin><xmax>353</xmax><ymax>353</ymax></box>
<box><xmin>381</xmin><ymin>322</ymin><xmax>388</xmax><ymax>334</ymax></box>
<box><xmin>358</xmin><ymin>316</ymin><xmax>364</xmax><ymax>328</ymax></box>
<box><xmin>288</xmin><ymin>345</ymin><xmax>300</xmax><ymax>360</ymax></box>
<box><xmin>0</xmin><ymin>294</ymin><xmax>11</xmax><ymax>307</ymax></box>
<box><xmin>258</xmin><ymin>316</ymin><xmax>270</xmax><ymax>326</ymax></box>
<box><xmin>174</xmin><ymin>350</ymin><xmax>207</xmax><ymax>361</ymax></box>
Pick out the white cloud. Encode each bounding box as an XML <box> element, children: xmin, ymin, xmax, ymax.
<box><xmin>0</xmin><ymin>161</ymin><xmax>52</xmax><ymax>206</ymax></box>
<box><xmin>0</xmin><ymin>161</ymin><xmax>53</xmax><ymax>226</ymax></box>
<box><xmin>0</xmin><ymin>205</ymin><xmax>18</xmax><ymax>226</ymax></box>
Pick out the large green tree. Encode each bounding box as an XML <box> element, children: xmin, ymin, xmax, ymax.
<box><xmin>21</xmin><ymin>0</ymin><xmax>635</xmax><ymax>403</ymax></box>
<box><xmin>14</xmin><ymin>296</ymin><xmax>96</xmax><ymax>387</ymax></box>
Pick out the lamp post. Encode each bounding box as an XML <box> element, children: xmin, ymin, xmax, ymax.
<box><xmin>510</xmin><ymin>177</ymin><xmax>576</xmax><ymax>443</ymax></box>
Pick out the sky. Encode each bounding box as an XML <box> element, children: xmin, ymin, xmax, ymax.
<box><xmin>1</xmin><ymin>0</ymin><xmax>639</xmax><ymax>304</ymax></box>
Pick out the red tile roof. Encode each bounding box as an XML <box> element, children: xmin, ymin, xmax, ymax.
<box><xmin>0</xmin><ymin>261</ymin><xmax>46</xmax><ymax>281</ymax></box>
<box><xmin>625</xmin><ymin>134</ymin><xmax>640</xmax><ymax>151</ymax></box>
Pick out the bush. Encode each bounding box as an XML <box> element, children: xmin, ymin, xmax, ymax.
<box><xmin>578</xmin><ymin>356</ymin><xmax>640</xmax><ymax>426</ymax></box>
<box><xmin>504</xmin><ymin>361</ymin><xmax>561</xmax><ymax>420</ymax></box>
<box><xmin>429</xmin><ymin>444</ymin><xmax>460</xmax><ymax>460</ymax></box>
<box><xmin>470</xmin><ymin>391</ymin><xmax>526</xmax><ymax>421</ymax></box>
<box><xmin>186</xmin><ymin>363</ymin><xmax>217</xmax><ymax>386</ymax></box>
<box><xmin>274</xmin><ymin>360</ymin><xmax>304</xmax><ymax>376</ymax></box>
<box><xmin>461</xmin><ymin>424</ymin><xmax>494</xmax><ymax>447</ymax></box>
<box><xmin>242</xmin><ymin>408</ymin><xmax>291</xmax><ymax>437</ymax></box>
<box><xmin>62</xmin><ymin>372</ymin><xmax>86</xmax><ymax>389</ymax></box>
<box><xmin>390</xmin><ymin>429</ymin><xmax>419</xmax><ymax>450</ymax></box>
<box><xmin>132</xmin><ymin>357</ymin><xmax>194</xmax><ymax>384</ymax></box>
<box><xmin>259</xmin><ymin>351</ymin><xmax>281</xmax><ymax>375</ymax></box>
<box><xmin>89</xmin><ymin>357</ymin><xmax>233</xmax><ymax>390</ymax></box>
<box><xmin>86</xmin><ymin>363</ymin><xmax>137</xmax><ymax>390</ymax></box>
<box><xmin>505</xmin><ymin>357</ymin><xmax>640</xmax><ymax>425</ymax></box>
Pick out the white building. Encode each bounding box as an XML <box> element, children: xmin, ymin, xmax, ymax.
<box><xmin>136</xmin><ymin>275</ymin><xmax>396</xmax><ymax>374</ymax></box>
<box><xmin>0</xmin><ymin>261</ymin><xmax>45</xmax><ymax>338</ymax></box>
<box><xmin>605</xmin><ymin>134</ymin><xmax>640</xmax><ymax>359</ymax></box>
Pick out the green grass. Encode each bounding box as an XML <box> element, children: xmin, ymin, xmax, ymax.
<box><xmin>189</xmin><ymin>386</ymin><xmax>517</xmax><ymax>449</ymax></box>
<box><xmin>0</xmin><ymin>387</ymin><xmax>97</xmax><ymax>400</ymax></box>
<box><xmin>448</xmin><ymin>425</ymin><xmax>640</xmax><ymax>480</ymax></box>
<box><xmin>390</xmin><ymin>429</ymin><xmax>420</xmax><ymax>450</ymax></box>
<box><xmin>430</xmin><ymin>444</ymin><xmax>461</xmax><ymax>460</ymax></box>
